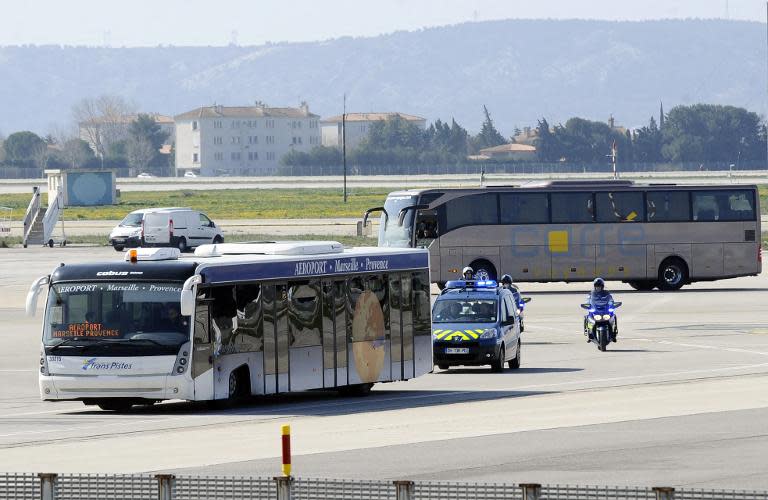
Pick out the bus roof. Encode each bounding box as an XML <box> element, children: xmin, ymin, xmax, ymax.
<box><xmin>49</xmin><ymin>244</ymin><xmax>429</xmax><ymax>284</ymax></box>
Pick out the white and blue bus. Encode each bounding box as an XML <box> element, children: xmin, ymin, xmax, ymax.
<box><xmin>27</xmin><ymin>242</ymin><xmax>432</xmax><ymax>411</ymax></box>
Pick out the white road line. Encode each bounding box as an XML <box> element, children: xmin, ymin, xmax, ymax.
<box><xmin>630</xmin><ymin>338</ymin><xmax>768</xmax><ymax>357</ymax></box>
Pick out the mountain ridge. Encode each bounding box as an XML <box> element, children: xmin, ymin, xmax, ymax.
<box><xmin>0</xmin><ymin>18</ymin><xmax>764</xmax><ymax>136</ymax></box>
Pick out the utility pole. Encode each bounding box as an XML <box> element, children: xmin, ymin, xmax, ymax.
<box><xmin>342</xmin><ymin>93</ymin><xmax>347</xmax><ymax>203</ymax></box>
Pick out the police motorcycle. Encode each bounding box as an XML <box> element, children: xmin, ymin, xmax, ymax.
<box><xmin>500</xmin><ymin>274</ymin><xmax>531</xmax><ymax>332</ymax></box>
<box><xmin>581</xmin><ymin>299</ymin><xmax>622</xmax><ymax>352</ymax></box>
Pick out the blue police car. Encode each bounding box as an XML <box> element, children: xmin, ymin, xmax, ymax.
<box><xmin>431</xmin><ymin>280</ymin><xmax>522</xmax><ymax>372</ymax></box>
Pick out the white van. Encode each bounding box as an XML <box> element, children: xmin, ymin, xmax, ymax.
<box><xmin>142</xmin><ymin>208</ymin><xmax>224</xmax><ymax>252</ymax></box>
<box><xmin>109</xmin><ymin>207</ymin><xmax>184</xmax><ymax>251</ymax></box>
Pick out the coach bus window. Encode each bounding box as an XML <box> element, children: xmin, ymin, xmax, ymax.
<box><xmin>445</xmin><ymin>194</ymin><xmax>498</xmax><ymax>230</ymax></box>
<box><xmin>646</xmin><ymin>191</ymin><xmax>690</xmax><ymax>222</ymax></box>
<box><xmin>288</xmin><ymin>281</ymin><xmax>322</xmax><ymax>348</ymax></box>
<box><xmin>234</xmin><ymin>284</ymin><xmax>264</xmax><ymax>352</ymax></box>
<box><xmin>415</xmin><ymin>210</ymin><xmax>438</xmax><ymax>248</ymax></box>
<box><xmin>499</xmin><ymin>193</ymin><xmax>549</xmax><ymax>224</ymax></box>
<box><xmin>551</xmin><ymin>192</ymin><xmax>594</xmax><ymax>223</ymax></box>
<box><xmin>693</xmin><ymin>190</ymin><xmax>755</xmax><ymax>222</ymax></box>
<box><xmin>596</xmin><ymin>191</ymin><xmax>644</xmax><ymax>223</ymax></box>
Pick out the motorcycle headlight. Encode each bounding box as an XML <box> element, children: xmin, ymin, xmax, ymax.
<box><xmin>479</xmin><ymin>328</ymin><xmax>497</xmax><ymax>339</ymax></box>
<box><xmin>602</xmin><ymin>314</ymin><xmax>611</xmax><ymax>320</ymax></box>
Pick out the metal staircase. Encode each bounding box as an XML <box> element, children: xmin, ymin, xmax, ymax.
<box><xmin>22</xmin><ymin>187</ymin><xmax>66</xmax><ymax>248</ymax></box>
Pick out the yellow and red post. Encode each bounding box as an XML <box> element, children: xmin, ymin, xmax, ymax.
<box><xmin>281</xmin><ymin>424</ymin><xmax>291</xmax><ymax>476</ymax></box>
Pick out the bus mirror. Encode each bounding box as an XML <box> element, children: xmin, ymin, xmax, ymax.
<box><xmin>26</xmin><ymin>275</ymin><xmax>49</xmax><ymax>317</ymax></box>
<box><xmin>398</xmin><ymin>204</ymin><xmax>429</xmax><ymax>226</ymax></box>
<box><xmin>180</xmin><ymin>290</ymin><xmax>195</xmax><ymax>317</ymax></box>
<box><xmin>363</xmin><ymin>207</ymin><xmax>388</xmax><ymax>229</ymax></box>
<box><xmin>180</xmin><ymin>275</ymin><xmax>202</xmax><ymax>316</ymax></box>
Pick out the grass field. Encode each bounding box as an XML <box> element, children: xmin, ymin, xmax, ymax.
<box><xmin>1</xmin><ymin>186</ymin><xmax>766</xmax><ymax>222</ymax></box>
<box><xmin>0</xmin><ymin>188</ymin><xmax>389</xmax><ymax>221</ymax></box>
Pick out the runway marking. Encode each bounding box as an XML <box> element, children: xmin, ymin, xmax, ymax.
<box><xmin>629</xmin><ymin>338</ymin><xmax>768</xmax><ymax>357</ymax></box>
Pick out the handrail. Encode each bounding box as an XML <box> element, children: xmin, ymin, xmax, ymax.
<box><xmin>42</xmin><ymin>187</ymin><xmax>63</xmax><ymax>243</ymax></box>
<box><xmin>22</xmin><ymin>187</ymin><xmax>41</xmax><ymax>244</ymax></box>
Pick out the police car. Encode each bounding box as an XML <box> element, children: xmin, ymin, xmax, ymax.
<box><xmin>431</xmin><ymin>280</ymin><xmax>522</xmax><ymax>372</ymax></box>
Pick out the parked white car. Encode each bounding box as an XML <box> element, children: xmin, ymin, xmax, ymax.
<box><xmin>142</xmin><ymin>208</ymin><xmax>224</xmax><ymax>252</ymax></box>
<box><xmin>137</xmin><ymin>172</ymin><xmax>154</xmax><ymax>178</ymax></box>
<box><xmin>183</xmin><ymin>171</ymin><xmax>198</xmax><ymax>178</ymax></box>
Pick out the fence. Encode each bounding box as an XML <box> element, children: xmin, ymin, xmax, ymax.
<box><xmin>274</xmin><ymin>160</ymin><xmax>768</xmax><ymax>177</ymax></box>
<box><xmin>2</xmin><ymin>474</ymin><xmax>768</xmax><ymax>500</ymax></box>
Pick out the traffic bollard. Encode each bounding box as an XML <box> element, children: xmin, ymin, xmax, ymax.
<box><xmin>281</xmin><ymin>424</ymin><xmax>291</xmax><ymax>476</ymax></box>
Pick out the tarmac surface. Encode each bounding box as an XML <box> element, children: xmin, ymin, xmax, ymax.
<box><xmin>1</xmin><ymin>245</ymin><xmax>767</xmax><ymax>489</ymax></box>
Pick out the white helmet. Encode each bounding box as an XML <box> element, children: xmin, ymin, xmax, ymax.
<box><xmin>462</xmin><ymin>266</ymin><xmax>473</xmax><ymax>278</ymax></box>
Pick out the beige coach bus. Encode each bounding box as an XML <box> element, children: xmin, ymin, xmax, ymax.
<box><xmin>364</xmin><ymin>180</ymin><xmax>761</xmax><ymax>290</ymax></box>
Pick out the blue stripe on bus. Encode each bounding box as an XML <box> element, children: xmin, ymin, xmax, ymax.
<box><xmin>200</xmin><ymin>252</ymin><xmax>428</xmax><ymax>283</ymax></box>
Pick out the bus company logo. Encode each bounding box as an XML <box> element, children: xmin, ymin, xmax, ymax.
<box><xmin>81</xmin><ymin>358</ymin><xmax>133</xmax><ymax>371</ymax></box>
<box><xmin>333</xmin><ymin>258</ymin><xmax>359</xmax><ymax>273</ymax></box>
<box><xmin>96</xmin><ymin>271</ymin><xmax>129</xmax><ymax>276</ymax></box>
<box><xmin>294</xmin><ymin>260</ymin><xmax>327</xmax><ymax>276</ymax></box>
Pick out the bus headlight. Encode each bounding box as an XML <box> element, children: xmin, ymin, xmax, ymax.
<box><xmin>172</xmin><ymin>342</ymin><xmax>190</xmax><ymax>376</ymax></box>
<box><xmin>39</xmin><ymin>356</ymin><xmax>49</xmax><ymax>376</ymax></box>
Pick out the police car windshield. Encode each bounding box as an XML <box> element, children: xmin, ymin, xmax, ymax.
<box><xmin>433</xmin><ymin>298</ymin><xmax>497</xmax><ymax>323</ymax></box>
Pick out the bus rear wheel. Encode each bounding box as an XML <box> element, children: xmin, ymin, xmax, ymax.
<box><xmin>658</xmin><ymin>258</ymin><xmax>688</xmax><ymax>291</ymax></box>
<box><xmin>470</xmin><ymin>260</ymin><xmax>497</xmax><ymax>282</ymax></box>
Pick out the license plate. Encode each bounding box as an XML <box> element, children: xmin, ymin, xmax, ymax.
<box><xmin>445</xmin><ymin>348</ymin><xmax>469</xmax><ymax>354</ymax></box>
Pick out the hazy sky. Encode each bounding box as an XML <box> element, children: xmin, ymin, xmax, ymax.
<box><xmin>1</xmin><ymin>0</ymin><xmax>765</xmax><ymax>47</ymax></box>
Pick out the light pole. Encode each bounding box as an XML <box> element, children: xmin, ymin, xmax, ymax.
<box><xmin>342</xmin><ymin>93</ymin><xmax>347</xmax><ymax>203</ymax></box>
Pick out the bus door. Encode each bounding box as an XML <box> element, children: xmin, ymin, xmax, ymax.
<box><xmin>191</xmin><ymin>301</ymin><xmax>214</xmax><ymax>400</ymax></box>
<box><xmin>275</xmin><ymin>284</ymin><xmax>290</xmax><ymax>393</ymax></box>
<box><xmin>401</xmin><ymin>273</ymin><xmax>415</xmax><ymax>379</ymax></box>
<box><xmin>321</xmin><ymin>280</ymin><xmax>348</xmax><ymax>387</ymax></box>
<box><xmin>262</xmin><ymin>284</ymin><xmax>277</xmax><ymax>394</ymax></box>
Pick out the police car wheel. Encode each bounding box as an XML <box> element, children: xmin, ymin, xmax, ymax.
<box><xmin>509</xmin><ymin>340</ymin><xmax>521</xmax><ymax>369</ymax></box>
<box><xmin>491</xmin><ymin>345</ymin><xmax>505</xmax><ymax>372</ymax></box>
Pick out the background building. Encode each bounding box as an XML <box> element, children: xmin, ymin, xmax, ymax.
<box><xmin>321</xmin><ymin>112</ymin><xmax>426</xmax><ymax>150</ymax></box>
<box><xmin>174</xmin><ymin>102</ymin><xmax>320</xmax><ymax>176</ymax></box>
<box><xmin>78</xmin><ymin>113</ymin><xmax>174</xmax><ymax>155</ymax></box>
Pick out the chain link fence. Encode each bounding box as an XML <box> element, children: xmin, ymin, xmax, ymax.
<box><xmin>3</xmin><ymin>474</ymin><xmax>768</xmax><ymax>500</ymax></box>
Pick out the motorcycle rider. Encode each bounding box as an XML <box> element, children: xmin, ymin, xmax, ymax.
<box><xmin>500</xmin><ymin>274</ymin><xmax>521</xmax><ymax>302</ymax></box>
<box><xmin>584</xmin><ymin>278</ymin><xmax>618</xmax><ymax>342</ymax></box>
<box><xmin>462</xmin><ymin>266</ymin><xmax>474</xmax><ymax>280</ymax></box>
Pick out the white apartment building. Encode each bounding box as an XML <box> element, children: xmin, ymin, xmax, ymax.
<box><xmin>174</xmin><ymin>103</ymin><xmax>321</xmax><ymax>176</ymax></box>
<box><xmin>320</xmin><ymin>112</ymin><xmax>427</xmax><ymax>150</ymax></box>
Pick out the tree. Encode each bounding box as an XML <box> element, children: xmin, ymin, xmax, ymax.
<box><xmin>129</xmin><ymin>114</ymin><xmax>169</xmax><ymax>151</ymax></box>
<box><xmin>126</xmin><ymin>136</ymin><xmax>155</xmax><ymax>173</ymax></box>
<box><xmin>58</xmin><ymin>138</ymin><xmax>95</xmax><ymax>168</ymax></box>
<box><xmin>0</xmin><ymin>132</ymin><xmax>6</xmax><ymax>164</ymax></box>
<box><xmin>661</xmin><ymin>104</ymin><xmax>765</xmax><ymax>163</ymax></box>
<box><xmin>3</xmin><ymin>131</ymin><xmax>45</xmax><ymax>167</ymax></box>
<box><xmin>72</xmin><ymin>95</ymin><xmax>136</xmax><ymax>159</ymax></box>
<box><xmin>553</xmin><ymin>117</ymin><xmax>629</xmax><ymax>163</ymax></box>
<box><xmin>633</xmin><ymin>116</ymin><xmax>662</xmax><ymax>162</ymax></box>
<box><xmin>534</xmin><ymin>118</ymin><xmax>560</xmax><ymax>161</ymax></box>
<box><xmin>473</xmin><ymin>105</ymin><xmax>506</xmax><ymax>150</ymax></box>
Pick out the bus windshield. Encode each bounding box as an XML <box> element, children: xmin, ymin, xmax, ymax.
<box><xmin>433</xmin><ymin>298</ymin><xmax>497</xmax><ymax>323</ymax></box>
<box><xmin>379</xmin><ymin>195</ymin><xmax>417</xmax><ymax>247</ymax></box>
<box><xmin>44</xmin><ymin>282</ymin><xmax>188</xmax><ymax>350</ymax></box>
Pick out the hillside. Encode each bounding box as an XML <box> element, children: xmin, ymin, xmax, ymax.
<box><xmin>0</xmin><ymin>19</ymin><xmax>764</xmax><ymax>135</ymax></box>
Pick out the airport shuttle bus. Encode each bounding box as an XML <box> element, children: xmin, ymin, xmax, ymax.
<box><xmin>365</xmin><ymin>180</ymin><xmax>761</xmax><ymax>290</ymax></box>
<box><xmin>26</xmin><ymin>242</ymin><xmax>432</xmax><ymax>411</ymax></box>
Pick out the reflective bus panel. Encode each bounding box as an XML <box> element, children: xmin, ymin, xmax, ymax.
<box><xmin>373</xmin><ymin>181</ymin><xmax>760</xmax><ymax>291</ymax></box>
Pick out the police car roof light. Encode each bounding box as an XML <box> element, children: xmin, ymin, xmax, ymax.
<box><xmin>444</xmin><ymin>279</ymin><xmax>498</xmax><ymax>290</ymax></box>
